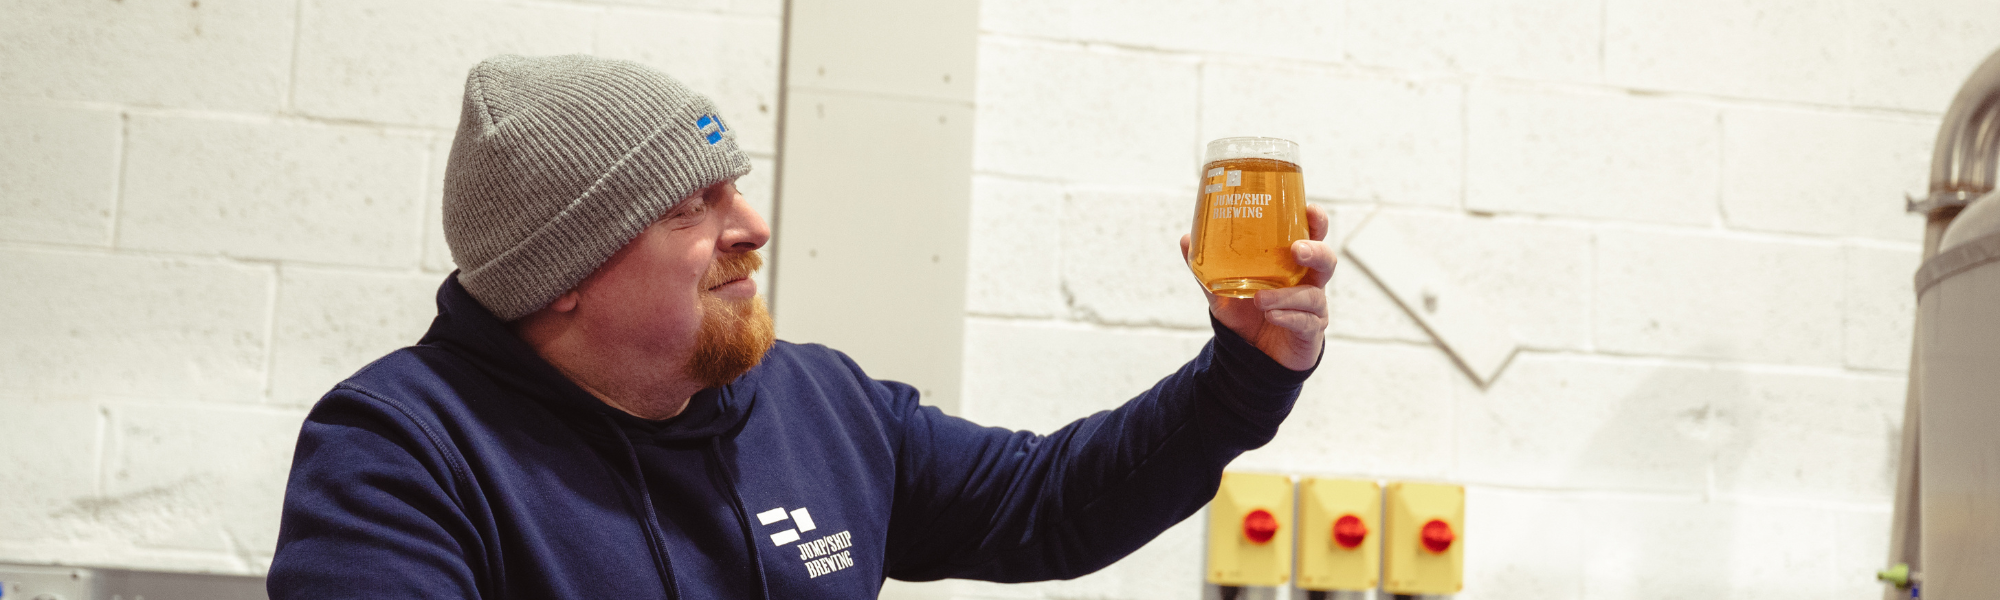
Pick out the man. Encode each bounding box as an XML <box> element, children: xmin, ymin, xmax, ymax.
<box><xmin>269</xmin><ymin>54</ymin><xmax>1333</xmax><ymax>599</ymax></box>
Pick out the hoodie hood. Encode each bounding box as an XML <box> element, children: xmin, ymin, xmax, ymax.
<box><xmin>418</xmin><ymin>272</ymin><xmax>756</xmax><ymax>443</ymax></box>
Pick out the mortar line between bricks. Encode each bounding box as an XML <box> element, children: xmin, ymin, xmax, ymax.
<box><xmin>94</xmin><ymin>405</ymin><xmax>109</xmax><ymax>498</ymax></box>
<box><xmin>109</xmin><ymin>111</ymin><xmax>129</xmax><ymax>249</ymax></box>
<box><xmin>0</xmin><ymin>240</ymin><xmax>457</xmax><ymax>274</ymax></box>
<box><xmin>286</xmin><ymin>0</ymin><xmax>305</xmax><ymax>113</ymax></box>
<box><xmin>1508</xmin><ymin>347</ymin><xmax>1908</xmax><ymax>378</ymax></box>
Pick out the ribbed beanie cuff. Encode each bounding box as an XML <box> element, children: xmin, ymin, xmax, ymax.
<box><xmin>443</xmin><ymin>54</ymin><xmax>752</xmax><ymax>321</ymax></box>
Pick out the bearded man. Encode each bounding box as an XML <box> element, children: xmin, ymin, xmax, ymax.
<box><xmin>268</xmin><ymin>54</ymin><xmax>1333</xmax><ymax>600</ymax></box>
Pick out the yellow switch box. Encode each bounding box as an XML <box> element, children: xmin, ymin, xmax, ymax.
<box><xmin>1205</xmin><ymin>471</ymin><xmax>1293</xmax><ymax>586</ymax></box>
<box><xmin>1382</xmin><ymin>482</ymin><xmax>1464</xmax><ymax>595</ymax></box>
<box><xmin>1296</xmin><ymin>477</ymin><xmax>1380</xmax><ymax>591</ymax></box>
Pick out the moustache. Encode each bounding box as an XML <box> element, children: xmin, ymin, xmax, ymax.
<box><xmin>700</xmin><ymin>250</ymin><xmax>764</xmax><ymax>291</ymax></box>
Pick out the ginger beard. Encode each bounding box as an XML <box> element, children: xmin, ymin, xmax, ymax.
<box><xmin>685</xmin><ymin>250</ymin><xmax>775</xmax><ymax>388</ymax></box>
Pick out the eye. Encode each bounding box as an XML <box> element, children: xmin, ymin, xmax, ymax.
<box><xmin>665</xmin><ymin>198</ymin><xmax>709</xmax><ymax>226</ymax></box>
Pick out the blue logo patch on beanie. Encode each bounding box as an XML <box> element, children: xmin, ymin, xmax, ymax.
<box><xmin>697</xmin><ymin>114</ymin><xmax>727</xmax><ymax>145</ymax></box>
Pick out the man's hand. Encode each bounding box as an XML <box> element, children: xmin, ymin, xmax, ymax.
<box><xmin>1180</xmin><ymin>204</ymin><xmax>1334</xmax><ymax>371</ymax></box>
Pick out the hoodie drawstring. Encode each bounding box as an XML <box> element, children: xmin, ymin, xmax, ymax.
<box><xmin>603</xmin><ymin>415</ymin><xmax>685</xmax><ymax>600</ymax></box>
<box><xmin>709</xmin><ymin>436</ymin><xmax>775</xmax><ymax>600</ymax></box>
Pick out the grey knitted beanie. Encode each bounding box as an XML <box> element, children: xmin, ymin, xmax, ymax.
<box><xmin>443</xmin><ymin>54</ymin><xmax>752</xmax><ymax>321</ymax></box>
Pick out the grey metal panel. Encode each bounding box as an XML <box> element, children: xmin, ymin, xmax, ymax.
<box><xmin>772</xmin><ymin>90</ymin><xmax>973</xmax><ymax>414</ymax></box>
<box><xmin>772</xmin><ymin>0</ymin><xmax>977</xmax><ymax>423</ymax></box>
<box><xmin>0</xmin><ymin>564</ymin><xmax>265</xmax><ymax>600</ymax></box>
<box><xmin>783</xmin><ymin>0</ymin><xmax>976</xmax><ymax>103</ymax></box>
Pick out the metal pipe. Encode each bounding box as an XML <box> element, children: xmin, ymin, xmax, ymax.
<box><xmin>1909</xmin><ymin>47</ymin><xmax>2000</xmax><ymax>217</ymax></box>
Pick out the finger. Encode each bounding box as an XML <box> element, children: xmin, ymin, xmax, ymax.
<box><xmin>1180</xmin><ymin>233</ymin><xmax>1192</xmax><ymax>262</ymax></box>
<box><xmin>1255</xmin><ymin>285</ymin><xmax>1327</xmax><ymax>318</ymax></box>
<box><xmin>1262</xmin><ymin>308</ymin><xmax>1328</xmax><ymax>340</ymax></box>
<box><xmin>1293</xmin><ymin>240</ymin><xmax>1337</xmax><ymax>288</ymax></box>
<box><xmin>1306</xmin><ymin>203</ymin><xmax>1330</xmax><ymax>242</ymax></box>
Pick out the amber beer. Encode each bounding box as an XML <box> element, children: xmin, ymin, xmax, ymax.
<box><xmin>1188</xmin><ymin>137</ymin><xmax>1307</xmax><ymax>298</ymax></box>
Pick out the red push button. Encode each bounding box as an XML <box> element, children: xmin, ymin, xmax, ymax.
<box><xmin>1333</xmin><ymin>514</ymin><xmax>1368</xmax><ymax>549</ymax></box>
<box><xmin>1421</xmin><ymin>519</ymin><xmax>1455</xmax><ymax>553</ymax></box>
<box><xmin>1243</xmin><ymin>508</ymin><xmax>1279</xmax><ymax>544</ymax></box>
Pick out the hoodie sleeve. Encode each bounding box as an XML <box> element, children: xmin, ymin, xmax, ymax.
<box><xmin>267</xmin><ymin>387</ymin><xmax>487</xmax><ymax>600</ymax></box>
<box><xmin>878</xmin><ymin>317</ymin><xmax>1315</xmax><ymax>582</ymax></box>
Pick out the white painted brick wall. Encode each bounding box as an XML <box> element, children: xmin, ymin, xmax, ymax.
<box><xmin>1467</xmin><ymin>86</ymin><xmax>1721</xmax><ymax>225</ymax></box>
<box><xmin>0</xmin><ymin>0</ymin><xmax>785</xmax><ymax>573</ymax></box>
<box><xmin>0</xmin><ymin>248</ymin><xmax>272</xmax><ymax>401</ymax></box>
<box><xmin>268</xmin><ymin>267</ymin><xmax>442</xmax><ymax>406</ymax></box>
<box><xmin>0</xmin><ymin>103</ymin><xmax>120</xmax><ymax>247</ymax></box>
<box><xmin>1846</xmin><ymin>245</ymin><xmax>1920</xmax><ymax>371</ymax></box>
<box><xmin>1596</xmin><ymin>230</ymin><xmax>1845</xmax><ymax>365</ymax></box>
<box><xmin>1346</xmin><ymin>0</ymin><xmax>1603</xmax><ymax>83</ymax></box>
<box><xmin>1722</xmin><ymin>107</ymin><xmax>1933</xmax><ymax>242</ymax></box>
<box><xmin>119</xmin><ymin>115</ymin><xmax>430</xmax><ymax>267</ymax></box>
<box><xmin>1201</xmin><ymin>64</ymin><xmax>1464</xmax><ymax>207</ymax></box>
<box><xmin>0</xmin><ymin>0</ymin><xmax>295</xmax><ymax>112</ymax></box>
<box><xmin>0</xmin><ymin>396</ymin><xmax>101</xmax><ymax>543</ymax></box>
<box><xmin>1058</xmin><ymin>186</ymin><xmax>1210</xmax><ymax>328</ymax></box>
<box><xmin>974</xmin><ymin>39</ymin><xmax>1199</xmax><ymax>187</ymax></box>
<box><xmin>966</xmin><ymin>176</ymin><xmax>1067</xmax><ymax>318</ymax></box>
<box><xmin>964</xmin><ymin>0</ymin><xmax>1955</xmax><ymax>596</ymax></box>
<box><xmin>293</xmin><ymin>0</ymin><xmax>597</xmax><ymax>127</ymax></box>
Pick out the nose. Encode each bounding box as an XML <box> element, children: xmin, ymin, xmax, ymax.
<box><xmin>721</xmin><ymin>187</ymin><xmax>770</xmax><ymax>252</ymax></box>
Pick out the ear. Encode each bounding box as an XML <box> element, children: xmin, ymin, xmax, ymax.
<box><xmin>549</xmin><ymin>290</ymin><xmax>580</xmax><ymax>313</ymax></box>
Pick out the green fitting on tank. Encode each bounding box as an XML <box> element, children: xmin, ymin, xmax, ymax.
<box><xmin>1877</xmin><ymin>563</ymin><xmax>1911</xmax><ymax>589</ymax></box>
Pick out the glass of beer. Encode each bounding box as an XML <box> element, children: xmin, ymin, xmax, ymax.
<box><xmin>1188</xmin><ymin>136</ymin><xmax>1308</xmax><ymax>298</ymax></box>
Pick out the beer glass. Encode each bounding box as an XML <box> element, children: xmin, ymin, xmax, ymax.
<box><xmin>1188</xmin><ymin>137</ymin><xmax>1308</xmax><ymax>298</ymax></box>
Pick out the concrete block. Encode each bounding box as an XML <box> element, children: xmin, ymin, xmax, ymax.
<box><xmin>1456</xmin><ymin>355</ymin><xmax>1726</xmax><ymax>493</ymax></box>
<box><xmin>293</xmin><ymin>0</ymin><xmax>595</xmax><ymax>127</ymax></box>
<box><xmin>1851</xmin><ymin>0</ymin><xmax>2000</xmax><ymax>111</ymax></box>
<box><xmin>269</xmin><ymin>267</ymin><xmax>442</xmax><ymax>407</ymax></box>
<box><xmin>1348</xmin><ymin>211</ymin><xmax>1593</xmax><ymax>351</ymax></box>
<box><xmin>1237</xmin><ymin>339</ymin><xmax>1461</xmax><ymax>479</ymax></box>
<box><xmin>422</xmin><ymin>134</ymin><xmax>455</xmax><ymax>274</ymax></box>
<box><xmin>1467</xmin><ymin>87</ymin><xmax>1719</xmax><ymax>225</ymax></box>
<box><xmin>0</xmin><ymin>103</ymin><xmax>118</xmax><ymax>246</ymax></box>
<box><xmin>979</xmin><ymin>0</ymin><xmax>1339</xmax><ymax>62</ymax></box>
<box><xmin>960</xmin><ymin>319</ymin><xmax>1209</xmax><ymax>435</ymax></box>
<box><xmin>1326</xmin><ymin>206</ymin><xmax>1431</xmax><ymax>344</ymax></box>
<box><xmin>1605</xmin><ymin>0</ymin><xmax>1854</xmax><ymax>106</ymax></box>
<box><xmin>1201</xmin><ymin>64</ymin><xmax>1463</xmax><ymax>207</ymax></box>
<box><xmin>1831</xmin><ymin>508</ymin><xmax>1893</xmax><ymax>599</ymax></box>
<box><xmin>1346</xmin><ymin>0</ymin><xmax>1601</xmax><ymax>83</ymax></box>
<box><xmin>1059</xmin><ymin>186</ymin><xmax>1210</xmax><ymax>328</ymax></box>
<box><xmin>597</xmin><ymin>9</ymin><xmax>782</xmax><ymax>155</ymax></box>
<box><xmin>0</xmin><ymin>0</ymin><xmax>293</xmax><ymax>111</ymax></box>
<box><xmin>0</xmin><ymin>396</ymin><xmax>100</xmax><ymax>543</ymax></box>
<box><xmin>1713</xmin><ymin>370</ymin><xmax>1903</xmax><ymax>502</ymax></box>
<box><xmin>0</xmin><ymin>248</ymin><xmax>271</xmax><ymax>401</ymax></box>
<box><xmin>1722</xmin><ymin>108</ymin><xmax>1932</xmax><ymax>243</ymax></box>
<box><xmin>120</xmin><ymin>115</ymin><xmax>429</xmax><ymax>267</ymax></box>
<box><xmin>1845</xmin><ymin>245</ymin><xmax>1919</xmax><ymax>371</ymax></box>
<box><xmin>1461</xmin><ymin>488</ymin><xmax>1584</xmax><ymax>600</ymax></box>
<box><xmin>965</xmin><ymin>176</ymin><xmax>1066</xmax><ymax>318</ymax></box>
<box><xmin>1595</xmin><ymin>230</ymin><xmax>1843</xmax><ymax>365</ymax></box>
<box><xmin>88</xmin><ymin>404</ymin><xmax>305</xmax><ymax>554</ymax></box>
<box><xmin>975</xmin><ymin>40</ymin><xmax>1199</xmax><ymax>187</ymax></box>
<box><xmin>1581</xmin><ymin>498</ymin><xmax>1842</xmax><ymax>600</ymax></box>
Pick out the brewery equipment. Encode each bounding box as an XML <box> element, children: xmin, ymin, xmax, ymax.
<box><xmin>1883</xmin><ymin>45</ymin><xmax>2000</xmax><ymax>600</ymax></box>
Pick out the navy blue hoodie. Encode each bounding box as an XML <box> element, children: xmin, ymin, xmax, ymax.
<box><xmin>268</xmin><ymin>275</ymin><xmax>1311</xmax><ymax>599</ymax></box>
